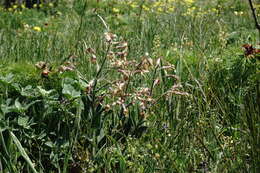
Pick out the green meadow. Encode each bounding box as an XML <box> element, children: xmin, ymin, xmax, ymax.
<box><xmin>0</xmin><ymin>0</ymin><xmax>259</xmax><ymax>172</ymax></box>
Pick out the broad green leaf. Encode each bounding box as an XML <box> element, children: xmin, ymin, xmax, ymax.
<box><xmin>12</xmin><ymin>99</ymin><xmax>40</xmax><ymax>113</ymax></box>
<box><xmin>0</xmin><ymin>73</ymin><xmax>14</xmax><ymax>84</ymax></box>
<box><xmin>21</xmin><ymin>85</ymin><xmax>39</xmax><ymax>98</ymax></box>
<box><xmin>62</xmin><ymin>77</ymin><xmax>76</xmax><ymax>85</ymax></box>
<box><xmin>62</xmin><ymin>84</ymin><xmax>81</xmax><ymax>99</ymax></box>
<box><xmin>1</xmin><ymin>99</ymin><xmax>16</xmax><ymax>114</ymax></box>
<box><xmin>11</xmin><ymin>83</ymin><xmax>21</xmax><ymax>92</ymax></box>
<box><xmin>37</xmin><ymin>86</ymin><xmax>57</xmax><ymax>98</ymax></box>
<box><xmin>14</xmin><ymin>98</ymin><xmax>23</xmax><ymax>112</ymax></box>
<box><xmin>10</xmin><ymin>131</ymin><xmax>38</xmax><ymax>173</ymax></box>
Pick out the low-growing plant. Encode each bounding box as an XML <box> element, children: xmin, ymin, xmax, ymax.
<box><xmin>0</xmin><ymin>25</ymin><xmax>188</xmax><ymax>172</ymax></box>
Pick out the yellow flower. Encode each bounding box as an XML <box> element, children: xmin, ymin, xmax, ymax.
<box><xmin>168</xmin><ymin>7</ymin><xmax>175</xmax><ymax>12</ymax></box>
<box><xmin>157</xmin><ymin>7</ymin><xmax>163</xmax><ymax>13</ymax></box>
<box><xmin>184</xmin><ymin>0</ymin><xmax>195</xmax><ymax>5</ymax></box>
<box><xmin>130</xmin><ymin>3</ymin><xmax>138</xmax><ymax>8</ymax></box>
<box><xmin>49</xmin><ymin>3</ymin><xmax>54</xmax><ymax>8</ymax></box>
<box><xmin>143</xmin><ymin>5</ymin><xmax>150</xmax><ymax>11</ymax></box>
<box><xmin>33</xmin><ymin>26</ymin><xmax>41</xmax><ymax>32</ymax></box>
<box><xmin>153</xmin><ymin>2</ymin><xmax>161</xmax><ymax>8</ymax></box>
<box><xmin>112</xmin><ymin>8</ymin><xmax>120</xmax><ymax>13</ymax></box>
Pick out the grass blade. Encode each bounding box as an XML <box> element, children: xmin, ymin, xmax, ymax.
<box><xmin>9</xmin><ymin>131</ymin><xmax>38</xmax><ymax>173</ymax></box>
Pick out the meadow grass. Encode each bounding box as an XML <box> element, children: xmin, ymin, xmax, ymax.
<box><xmin>0</xmin><ymin>0</ymin><xmax>259</xmax><ymax>172</ymax></box>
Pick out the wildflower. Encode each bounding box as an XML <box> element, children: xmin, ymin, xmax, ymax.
<box><xmin>85</xmin><ymin>80</ymin><xmax>94</xmax><ymax>94</ymax></box>
<box><xmin>167</xmin><ymin>84</ymin><xmax>189</xmax><ymax>96</ymax></box>
<box><xmin>116</xmin><ymin>42</ymin><xmax>128</xmax><ymax>49</ymax></box>
<box><xmin>12</xmin><ymin>5</ymin><xmax>18</xmax><ymax>9</ymax></box>
<box><xmin>157</xmin><ymin>7</ymin><xmax>163</xmax><ymax>13</ymax></box>
<box><xmin>42</xmin><ymin>68</ymin><xmax>50</xmax><ymax>77</ymax></box>
<box><xmin>56</xmin><ymin>11</ymin><xmax>62</xmax><ymax>16</ymax></box>
<box><xmin>168</xmin><ymin>7</ymin><xmax>175</xmax><ymax>12</ymax></box>
<box><xmin>112</xmin><ymin>8</ymin><xmax>120</xmax><ymax>13</ymax></box>
<box><xmin>35</xmin><ymin>61</ymin><xmax>48</xmax><ymax>69</ymax></box>
<box><xmin>104</xmin><ymin>104</ymin><xmax>111</xmax><ymax>112</ymax></box>
<box><xmin>33</xmin><ymin>26</ymin><xmax>41</xmax><ymax>32</ymax></box>
<box><xmin>104</xmin><ymin>32</ymin><xmax>116</xmax><ymax>43</ymax></box>
<box><xmin>155</xmin><ymin>153</ymin><xmax>160</xmax><ymax>159</ymax></box>
<box><xmin>184</xmin><ymin>0</ymin><xmax>195</xmax><ymax>5</ymax></box>
<box><xmin>49</xmin><ymin>3</ymin><xmax>54</xmax><ymax>8</ymax></box>
<box><xmin>242</xmin><ymin>44</ymin><xmax>260</xmax><ymax>57</ymax></box>
<box><xmin>130</xmin><ymin>3</ymin><xmax>138</xmax><ymax>8</ymax></box>
<box><xmin>153</xmin><ymin>78</ymin><xmax>160</xmax><ymax>88</ymax></box>
<box><xmin>143</xmin><ymin>5</ymin><xmax>150</xmax><ymax>11</ymax></box>
<box><xmin>90</xmin><ymin>54</ymin><xmax>97</xmax><ymax>64</ymax></box>
<box><xmin>86</xmin><ymin>47</ymin><xmax>96</xmax><ymax>54</ymax></box>
<box><xmin>58</xmin><ymin>65</ymin><xmax>75</xmax><ymax>73</ymax></box>
<box><xmin>23</xmin><ymin>23</ymin><xmax>30</xmax><ymax>29</ymax></box>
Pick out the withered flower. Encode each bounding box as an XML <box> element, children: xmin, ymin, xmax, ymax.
<box><xmin>167</xmin><ymin>84</ymin><xmax>189</xmax><ymax>96</ymax></box>
<box><xmin>58</xmin><ymin>65</ymin><xmax>75</xmax><ymax>73</ymax></box>
<box><xmin>90</xmin><ymin>54</ymin><xmax>97</xmax><ymax>64</ymax></box>
<box><xmin>118</xmin><ymin>69</ymin><xmax>131</xmax><ymax>81</ymax></box>
<box><xmin>36</xmin><ymin>61</ymin><xmax>52</xmax><ymax>77</ymax></box>
<box><xmin>116</xmin><ymin>50</ymin><xmax>128</xmax><ymax>59</ymax></box>
<box><xmin>41</xmin><ymin>68</ymin><xmax>51</xmax><ymax>77</ymax></box>
<box><xmin>155</xmin><ymin>58</ymin><xmax>161</xmax><ymax>67</ymax></box>
<box><xmin>104</xmin><ymin>104</ymin><xmax>111</xmax><ymax>112</ymax></box>
<box><xmin>116</xmin><ymin>42</ymin><xmax>128</xmax><ymax>49</ymax></box>
<box><xmin>153</xmin><ymin>78</ymin><xmax>161</xmax><ymax>87</ymax></box>
<box><xmin>86</xmin><ymin>47</ymin><xmax>96</xmax><ymax>54</ymax></box>
<box><xmin>85</xmin><ymin>80</ymin><xmax>94</xmax><ymax>94</ymax></box>
<box><xmin>107</xmin><ymin>51</ymin><xmax>115</xmax><ymax>59</ymax></box>
<box><xmin>35</xmin><ymin>61</ymin><xmax>48</xmax><ymax>69</ymax></box>
<box><xmin>242</xmin><ymin>44</ymin><xmax>260</xmax><ymax>57</ymax></box>
<box><xmin>104</xmin><ymin>32</ymin><xmax>117</xmax><ymax>43</ymax></box>
<box><xmin>166</xmin><ymin>74</ymin><xmax>180</xmax><ymax>81</ymax></box>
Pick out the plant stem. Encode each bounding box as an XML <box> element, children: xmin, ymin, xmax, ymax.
<box><xmin>248</xmin><ymin>0</ymin><xmax>260</xmax><ymax>40</ymax></box>
<box><xmin>74</xmin><ymin>0</ymin><xmax>88</xmax><ymax>52</ymax></box>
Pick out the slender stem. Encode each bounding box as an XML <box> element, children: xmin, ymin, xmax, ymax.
<box><xmin>74</xmin><ymin>0</ymin><xmax>88</xmax><ymax>51</ymax></box>
<box><xmin>195</xmin><ymin>134</ymin><xmax>215</xmax><ymax>161</ymax></box>
<box><xmin>248</xmin><ymin>0</ymin><xmax>260</xmax><ymax>40</ymax></box>
<box><xmin>91</xmin><ymin>44</ymin><xmax>111</xmax><ymax>114</ymax></box>
<box><xmin>93</xmin><ymin>44</ymin><xmax>111</xmax><ymax>91</ymax></box>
